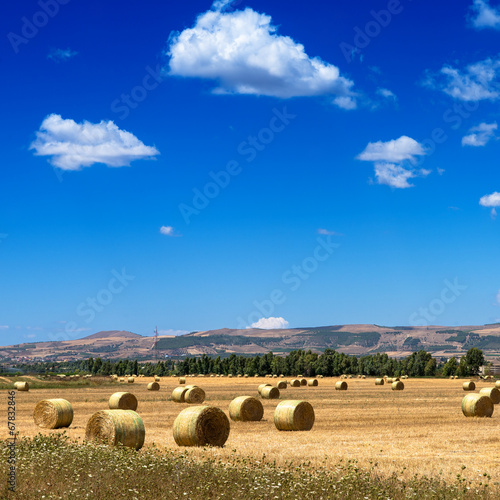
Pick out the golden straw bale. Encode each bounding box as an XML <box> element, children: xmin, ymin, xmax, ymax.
<box><xmin>127</xmin><ymin>377</ymin><xmax>134</xmax><ymax>384</ymax></box>
<box><xmin>274</xmin><ymin>400</ymin><xmax>315</xmax><ymax>431</ymax></box>
<box><xmin>173</xmin><ymin>406</ymin><xmax>230</xmax><ymax>447</ymax></box>
<box><xmin>179</xmin><ymin>377</ymin><xmax>186</xmax><ymax>384</ymax></box>
<box><xmin>277</xmin><ymin>380</ymin><xmax>287</xmax><ymax>389</ymax></box>
<box><xmin>300</xmin><ymin>378</ymin><xmax>307</xmax><ymax>386</ymax></box>
<box><xmin>495</xmin><ymin>380</ymin><xmax>500</xmax><ymax>389</ymax></box>
<box><xmin>14</xmin><ymin>382</ymin><xmax>29</xmax><ymax>391</ymax></box>
<box><xmin>462</xmin><ymin>393</ymin><xmax>494</xmax><ymax>417</ymax></box>
<box><xmin>307</xmin><ymin>379</ymin><xmax>318</xmax><ymax>387</ymax></box>
<box><xmin>171</xmin><ymin>386</ymin><xmax>189</xmax><ymax>403</ymax></box>
<box><xmin>185</xmin><ymin>386</ymin><xmax>206</xmax><ymax>404</ymax></box>
<box><xmin>33</xmin><ymin>399</ymin><xmax>73</xmax><ymax>429</ymax></box>
<box><xmin>154</xmin><ymin>376</ymin><xmax>161</xmax><ymax>382</ymax></box>
<box><xmin>258</xmin><ymin>383</ymin><xmax>272</xmax><ymax>394</ymax></box>
<box><xmin>119</xmin><ymin>378</ymin><xmax>125</xmax><ymax>382</ymax></box>
<box><xmin>261</xmin><ymin>386</ymin><xmax>280</xmax><ymax>399</ymax></box>
<box><xmin>147</xmin><ymin>382</ymin><xmax>160</xmax><ymax>391</ymax></box>
<box><xmin>462</xmin><ymin>381</ymin><xmax>476</xmax><ymax>391</ymax></box>
<box><xmin>290</xmin><ymin>379</ymin><xmax>301</xmax><ymax>387</ymax></box>
<box><xmin>108</xmin><ymin>392</ymin><xmax>138</xmax><ymax>411</ymax></box>
<box><xmin>85</xmin><ymin>410</ymin><xmax>145</xmax><ymax>450</ymax></box>
<box><xmin>335</xmin><ymin>381</ymin><xmax>348</xmax><ymax>391</ymax></box>
<box><xmin>391</xmin><ymin>381</ymin><xmax>404</xmax><ymax>391</ymax></box>
<box><xmin>229</xmin><ymin>396</ymin><xmax>263</xmax><ymax>422</ymax></box>
<box><xmin>375</xmin><ymin>378</ymin><xmax>385</xmax><ymax>385</ymax></box>
<box><xmin>479</xmin><ymin>387</ymin><xmax>500</xmax><ymax>404</ymax></box>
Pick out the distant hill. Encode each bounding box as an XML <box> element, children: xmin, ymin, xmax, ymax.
<box><xmin>2</xmin><ymin>324</ymin><xmax>500</xmax><ymax>363</ymax></box>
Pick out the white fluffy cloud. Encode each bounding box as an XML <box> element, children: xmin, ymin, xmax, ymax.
<box><xmin>167</xmin><ymin>3</ymin><xmax>355</xmax><ymax>107</ymax></box>
<box><xmin>470</xmin><ymin>0</ymin><xmax>500</xmax><ymax>29</ymax></box>
<box><xmin>158</xmin><ymin>329</ymin><xmax>190</xmax><ymax>336</ymax></box>
<box><xmin>480</xmin><ymin>191</ymin><xmax>500</xmax><ymax>218</ymax></box>
<box><xmin>30</xmin><ymin>114</ymin><xmax>159</xmax><ymax>170</ymax></box>
<box><xmin>376</xmin><ymin>88</ymin><xmax>397</xmax><ymax>100</ymax></box>
<box><xmin>427</xmin><ymin>58</ymin><xmax>500</xmax><ymax>101</ymax></box>
<box><xmin>357</xmin><ymin>136</ymin><xmax>428</xmax><ymax>189</ymax></box>
<box><xmin>462</xmin><ymin>122</ymin><xmax>498</xmax><ymax>146</ymax></box>
<box><xmin>248</xmin><ymin>317</ymin><xmax>289</xmax><ymax>329</ymax></box>
<box><xmin>160</xmin><ymin>226</ymin><xmax>175</xmax><ymax>236</ymax></box>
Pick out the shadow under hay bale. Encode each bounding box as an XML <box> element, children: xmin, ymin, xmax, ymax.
<box><xmin>173</xmin><ymin>406</ymin><xmax>230</xmax><ymax>447</ymax></box>
<box><xmin>274</xmin><ymin>400</ymin><xmax>315</xmax><ymax>431</ymax></box>
<box><xmin>229</xmin><ymin>396</ymin><xmax>263</xmax><ymax>422</ymax></box>
<box><xmin>108</xmin><ymin>392</ymin><xmax>138</xmax><ymax>411</ymax></box>
<box><xmin>33</xmin><ymin>399</ymin><xmax>73</xmax><ymax>429</ymax></box>
<box><xmin>462</xmin><ymin>393</ymin><xmax>494</xmax><ymax>417</ymax></box>
<box><xmin>85</xmin><ymin>410</ymin><xmax>145</xmax><ymax>450</ymax></box>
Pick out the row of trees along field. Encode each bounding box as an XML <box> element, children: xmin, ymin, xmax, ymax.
<box><xmin>11</xmin><ymin>348</ymin><xmax>485</xmax><ymax>378</ymax></box>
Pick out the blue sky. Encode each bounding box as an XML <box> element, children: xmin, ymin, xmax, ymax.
<box><xmin>1</xmin><ymin>0</ymin><xmax>500</xmax><ymax>345</ymax></box>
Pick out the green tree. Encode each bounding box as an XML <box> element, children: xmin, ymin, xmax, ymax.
<box><xmin>442</xmin><ymin>357</ymin><xmax>458</xmax><ymax>377</ymax></box>
<box><xmin>464</xmin><ymin>348</ymin><xmax>484</xmax><ymax>376</ymax></box>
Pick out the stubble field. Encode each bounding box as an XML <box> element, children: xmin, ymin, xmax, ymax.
<box><xmin>3</xmin><ymin>375</ymin><xmax>500</xmax><ymax>485</ymax></box>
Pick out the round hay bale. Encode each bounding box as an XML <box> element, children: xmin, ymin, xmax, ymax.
<box><xmin>300</xmin><ymin>378</ymin><xmax>307</xmax><ymax>386</ymax></box>
<box><xmin>127</xmin><ymin>377</ymin><xmax>134</xmax><ymax>384</ymax></box>
<box><xmin>244</xmin><ymin>374</ymin><xmax>249</xmax><ymax>378</ymax></box>
<box><xmin>33</xmin><ymin>399</ymin><xmax>73</xmax><ymax>429</ymax></box>
<box><xmin>290</xmin><ymin>379</ymin><xmax>301</xmax><ymax>387</ymax></box>
<box><xmin>172</xmin><ymin>386</ymin><xmax>189</xmax><ymax>403</ymax></box>
<box><xmin>173</xmin><ymin>406</ymin><xmax>230</xmax><ymax>447</ymax></box>
<box><xmin>462</xmin><ymin>381</ymin><xmax>476</xmax><ymax>391</ymax></box>
<box><xmin>348</xmin><ymin>375</ymin><xmax>353</xmax><ymax>379</ymax></box>
<box><xmin>179</xmin><ymin>377</ymin><xmax>186</xmax><ymax>384</ymax></box>
<box><xmin>392</xmin><ymin>381</ymin><xmax>404</xmax><ymax>391</ymax></box>
<box><xmin>392</xmin><ymin>377</ymin><xmax>400</xmax><ymax>382</ymax></box>
<box><xmin>85</xmin><ymin>410</ymin><xmax>145</xmax><ymax>450</ymax></box>
<box><xmin>273</xmin><ymin>374</ymin><xmax>278</xmax><ymax>378</ymax></box>
<box><xmin>228</xmin><ymin>374</ymin><xmax>233</xmax><ymax>378</ymax></box>
<box><xmin>154</xmin><ymin>376</ymin><xmax>161</xmax><ymax>382</ymax></box>
<box><xmin>147</xmin><ymin>382</ymin><xmax>160</xmax><ymax>391</ymax></box>
<box><xmin>495</xmin><ymin>380</ymin><xmax>500</xmax><ymax>389</ymax></box>
<box><xmin>277</xmin><ymin>380</ymin><xmax>287</xmax><ymax>389</ymax></box>
<box><xmin>462</xmin><ymin>393</ymin><xmax>494</xmax><ymax>417</ymax></box>
<box><xmin>449</xmin><ymin>375</ymin><xmax>454</xmax><ymax>380</ymax></box>
<box><xmin>14</xmin><ymin>382</ymin><xmax>29</xmax><ymax>391</ymax></box>
<box><xmin>108</xmin><ymin>392</ymin><xmax>138</xmax><ymax>411</ymax></box>
<box><xmin>335</xmin><ymin>381</ymin><xmax>348</xmax><ymax>391</ymax></box>
<box><xmin>261</xmin><ymin>386</ymin><xmax>280</xmax><ymax>399</ymax></box>
<box><xmin>229</xmin><ymin>396</ymin><xmax>264</xmax><ymax>422</ymax></box>
<box><xmin>185</xmin><ymin>386</ymin><xmax>206</xmax><ymax>404</ymax></box>
<box><xmin>375</xmin><ymin>378</ymin><xmax>385</xmax><ymax>386</ymax></box>
<box><xmin>119</xmin><ymin>378</ymin><xmax>125</xmax><ymax>382</ymax></box>
<box><xmin>237</xmin><ymin>374</ymin><xmax>242</xmax><ymax>377</ymax></box>
<box><xmin>280</xmin><ymin>374</ymin><xmax>284</xmax><ymax>378</ymax></box>
<box><xmin>319</xmin><ymin>375</ymin><xmax>324</xmax><ymax>378</ymax></box>
<box><xmin>307</xmin><ymin>379</ymin><xmax>318</xmax><ymax>387</ymax></box>
<box><xmin>274</xmin><ymin>400</ymin><xmax>315</xmax><ymax>431</ymax></box>
<box><xmin>479</xmin><ymin>387</ymin><xmax>500</xmax><ymax>404</ymax></box>
<box><xmin>258</xmin><ymin>383</ymin><xmax>272</xmax><ymax>394</ymax></box>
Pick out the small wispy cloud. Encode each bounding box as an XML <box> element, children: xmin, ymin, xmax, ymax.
<box><xmin>376</xmin><ymin>88</ymin><xmax>397</xmax><ymax>100</ymax></box>
<box><xmin>248</xmin><ymin>317</ymin><xmax>289</xmax><ymax>329</ymax></box>
<box><xmin>160</xmin><ymin>226</ymin><xmax>181</xmax><ymax>237</ymax></box>
<box><xmin>357</xmin><ymin>136</ymin><xmax>428</xmax><ymax>188</ymax></box>
<box><xmin>30</xmin><ymin>114</ymin><xmax>159</xmax><ymax>170</ymax></box>
<box><xmin>462</xmin><ymin>122</ymin><xmax>498</xmax><ymax>146</ymax></box>
<box><xmin>479</xmin><ymin>191</ymin><xmax>500</xmax><ymax>219</ymax></box>
<box><xmin>48</xmin><ymin>48</ymin><xmax>78</xmax><ymax>62</ymax></box>
<box><xmin>469</xmin><ymin>0</ymin><xmax>500</xmax><ymax>30</ymax></box>
<box><xmin>437</xmin><ymin>168</ymin><xmax>446</xmax><ymax>175</ymax></box>
<box><xmin>0</xmin><ymin>325</ymin><xmax>9</xmax><ymax>330</ymax></box>
<box><xmin>317</xmin><ymin>228</ymin><xmax>342</xmax><ymax>236</ymax></box>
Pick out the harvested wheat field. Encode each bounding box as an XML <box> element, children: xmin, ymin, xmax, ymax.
<box><xmin>4</xmin><ymin>375</ymin><xmax>500</xmax><ymax>483</ymax></box>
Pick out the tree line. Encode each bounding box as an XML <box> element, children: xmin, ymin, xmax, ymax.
<box><xmin>11</xmin><ymin>347</ymin><xmax>485</xmax><ymax>378</ymax></box>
